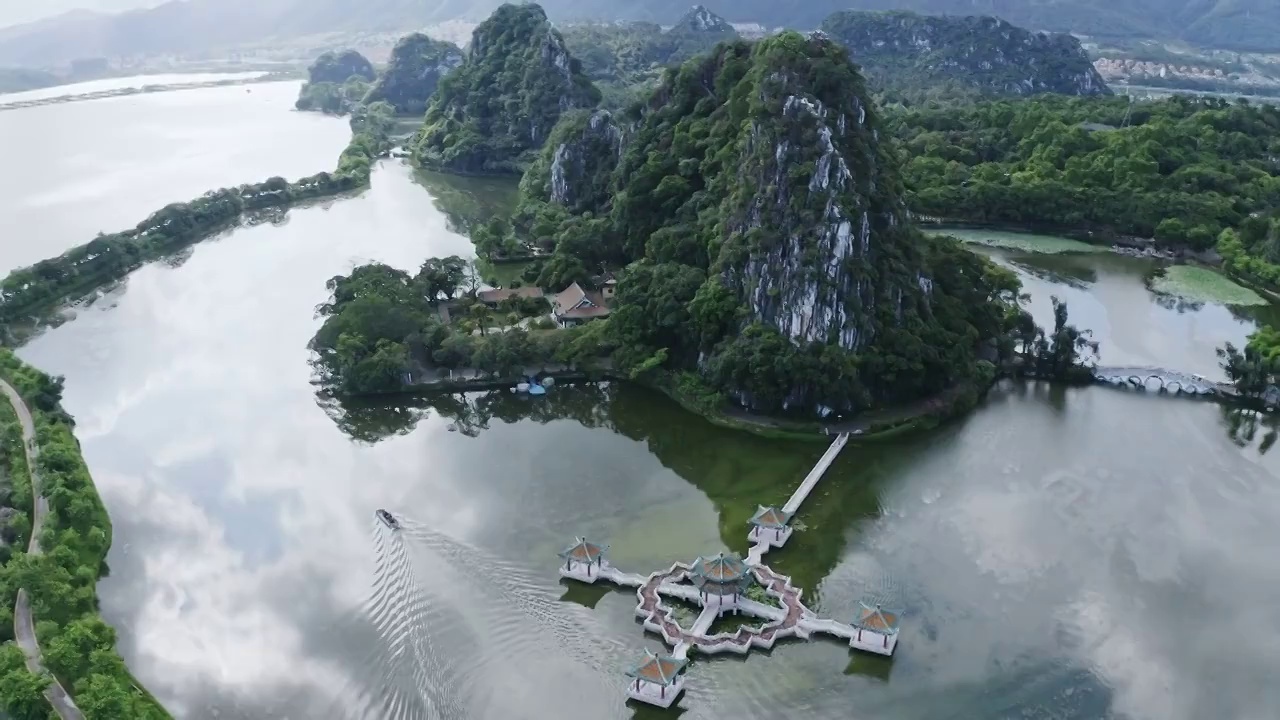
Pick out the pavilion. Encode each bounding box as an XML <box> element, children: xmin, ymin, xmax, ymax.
<box><xmin>558</xmin><ymin>537</ymin><xmax>609</xmax><ymax>582</ymax></box>
<box><xmin>689</xmin><ymin>552</ymin><xmax>753</xmax><ymax>607</ymax></box>
<box><xmin>625</xmin><ymin>649</ymin><xmax>687</xmax><ymax>708</ymax></box>
<box><xmin>850</xmin><ymin>600</ymin><xmax>902</xmax><ymax>652</ymax></box>
<box><xmin>748</xmin><ymin>505</ymin><xmax>794</xmax><ymax>547</ymax></box>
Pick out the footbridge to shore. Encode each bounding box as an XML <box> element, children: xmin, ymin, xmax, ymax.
<box><xmin>1092</xmin><ymin>365</ymin><xmax>1236</xmax><ymax>397</ymax></box>
<box><xmin>558</xmin><ymin>432</ymin><xmax>903</xmax><ymax>710</ymax></box>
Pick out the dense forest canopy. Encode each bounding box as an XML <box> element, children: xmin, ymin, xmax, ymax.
<box><xmin>886</xmin><ymin>95</ymin><xmax>1280</xmax><ymax>249</ymax></box>
<box><xmin>414</xmin><ymin>3</ymin><xmax>601</xmax><ymax>175</ymax></box>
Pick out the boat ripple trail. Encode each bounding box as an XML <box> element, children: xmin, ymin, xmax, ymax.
<box><xmin>398</xmin><ymin>520</ymin><xmax>627</xmax><ymax>679</ymax></box>
<box><xmin>299</xmin><ymin>519</ymin><xmax>479</xmax><ymax>720</ymax></box>
<box><xmin>366</xmin><ymin>520</ymin><xmax>475</xmax><ymax>720</ymax></box>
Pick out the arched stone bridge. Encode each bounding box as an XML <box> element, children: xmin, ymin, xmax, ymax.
<box><xmin>1092</xmin><ymin>366</ymin><xmax>1234</xmax><ymax>396</ymax></box>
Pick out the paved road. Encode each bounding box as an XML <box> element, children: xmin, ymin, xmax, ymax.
<box><xmin>1</xmin><ymin>379</ymin><xmax>86</xmax><ymax>720</ymax></box>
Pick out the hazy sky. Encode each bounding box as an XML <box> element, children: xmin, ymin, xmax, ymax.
<box><xmin>0</xmin><ymin>0</ymin><xmax>166</xmax><ymax>29</ymax></box>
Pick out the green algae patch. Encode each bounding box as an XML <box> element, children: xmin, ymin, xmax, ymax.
<box><xmin>1151</xmin><ymin>265</ymin><xmax>1267</xmax><ymax>306</ymax></box>
<box><xmin>934</xmin><ymin>228</ymin><xmax>1105</xmax><ymax>255</ymax></box>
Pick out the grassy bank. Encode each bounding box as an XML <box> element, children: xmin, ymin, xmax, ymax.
<box><xmin>0</xmin><ymin>350</ymin><xmax>170</xmax><ymax>719</ymax></box>
<box><xmin>0</xmin><ymin>102</ymin><xmax>398</xmax><ymax>339</ymax></box>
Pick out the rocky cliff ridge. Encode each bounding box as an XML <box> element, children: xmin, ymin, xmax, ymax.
<box><xmin>521</xmin><ymin>32</ymin><xmax>1012</xmax><ymax>414</ymax></box>
<box><xmin>820</xmin><ymin>11</ymin><xmax>1110</xmax><ymax>97</ymax></box>
<box><xmin>365</xmin><ymin>33</ymin><xmax>463</xmax><ymax>115</ymax></box>
<box><xmin>415</xmin><ymin>3</ymin><xmax>600</xmax><ymax>174</ymax></box>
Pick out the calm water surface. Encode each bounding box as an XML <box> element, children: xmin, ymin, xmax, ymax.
<box><xmin>0</xmin><ymin>72</ymin><xmax>269</xmax><ymax>104</ymax></box>
<box><xmin>8</xmin><ymin>104</ymin><xmax>1280</xmax><ymax>717</ymax></box>
<box><xmin>0</xmin><ymin>80</ymin><xmax>348</xmax><ymax>274</ymax></box>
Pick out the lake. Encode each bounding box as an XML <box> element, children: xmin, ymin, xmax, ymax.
<box><xmin>0</xmin><ymin>80</ymin><xmax>349</xmax><ymax>274</ymax></box>
<box><xmin>0</xmin><ymin>72</ymin><xmax>270</xmax><ymax>105</ymax></box>
<box><xmin>7</xmin><ymin>89</ymin><xmax>1280</xmax><ymax>720</ymax></box>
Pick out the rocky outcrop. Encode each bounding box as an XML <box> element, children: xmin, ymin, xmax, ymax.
<box><xmin>820</xmin><ymin>11</ymin><xmax>1111</xmax><ymax>98</ymax></box>
<box><xmin>520</xmin><ymin>109</ymin><xmax>626</xmax><ymax>215</ymax></box>
<box><xmin>415</xmin><ymin>3</ymin><xmax>600</xmax><ymax>175</ymax></box>
<box><xmin>296</xmin><ymin>49</ymin><xmax>377</xmax><ymax>114</ymax></box>
<box><xmin>714</xmin><ymin>34</ymin><xmax>920</xmax><ymax>361</ymax></box>
<box><xmin>562</xmin><ymin>5</ymin><xmax>740</xmax><ymax>83</ymax></box>
<box><xmin>364</xmin><ymin>34</ymin><xmax>463</xmax><ymax>115</ymax></box>
<box><xmin>526</xmin><ymin>32</ymin><xmax>1014</xmax><ymax>415</ymax></box>
<box><xmin>669</xmin><ymin>5</ymin><xmax>736</xmax><ymax>37</ymax></box>
<box><xmin>306</xmin><ymin>49</ymin><xmax>376</xmax><ymax>85</ymax></box>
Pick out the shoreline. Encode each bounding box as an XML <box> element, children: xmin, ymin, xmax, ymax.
<box><xmin>919</xmin><ymin>217</ymin><xmax>1218</xmax><ymax>262</ymax></box>
<box><xmin>346</xmin><ymin>366</ymin><xmax>989</xmax><ymax>443</ymax></box>
<box><xmin>0</xmin><ymin>111</ymin><xmax>393</xmax><ymax>340</ymax></box>
<box><xmin>0</xmin><ymin>351</ymin><xmax>170</xmax><ymax>718</ymax></box>
<box><xmin>0</xmin><ymin>72</ymin><xmax>298</xmax><ymax>113</ymax></box>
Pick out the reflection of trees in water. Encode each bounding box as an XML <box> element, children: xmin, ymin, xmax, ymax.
<box><xmin>1008</xmin><ymin>258</ymin><xmax>1097</xmax><ymax>289</ymax></box>
<box><xmin>1226</xmin><ymin>300</ymin><xmax>1280</xmax><ymax>329</ymax></box>
<box><xmin>412</xmin><ymin>170</ymin><xmax>518</xmax><ymax>236</ymax></box>
<box><xmin>324</xmin><ymin>383</ymin><xmax>887</xmax><ymax>590</ymax></box>
<box><xmin>1219</xmin><ymin>405</ymin><xmax>1279</xmax><ymax>454</ymax></box>
<box><xmin>317</xmin><ymin>392</ymin><xmax>434</xmax><ymax>444</ymax></box>
<box><xmin>319</xmin><ymin>383</ymin><xmax>617</xmax><ymax>442</ymax></box>
<box><xmin>1149</xmin><ymin>290</ymin><xmax>1205</xmax><ymax>314</ymax></box>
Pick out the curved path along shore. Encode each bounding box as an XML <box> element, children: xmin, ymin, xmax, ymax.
<box><xmin>0</xmin><ymin>379</ymin><xmax>86</xmax><ymax>720</ymax></box>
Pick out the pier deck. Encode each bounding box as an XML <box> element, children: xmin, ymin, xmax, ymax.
<box><xmin>559</xmin><ymin>432</ymin><xmax>899</xmax><ymax>710</ymax></box>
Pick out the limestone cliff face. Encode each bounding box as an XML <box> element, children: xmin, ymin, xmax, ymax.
<box><xmin>520</xmin><ymin>109</ymin><xmax>626</xmax><ymax>216</ymax></box>
<box><xmin>364</xmin><ymin>34</ymin><xmax>463</xmax><ymax>115</ymax></box>
<box><xmin>820</xmin><ymin>11</ymin><xmax>1111</xmax><ymax>97</ymax></box>
<box><xmin>717</xmin><ymin>33</ymin><xmax>922</xmax><ymax>356</ymax></box>
<box><xmin>415</xmin><ymin>3</ymin><xmax>600</xmax><ymax>174</ymax></box>
<box><xmin>524</xmin><ymin>31</ymin><xmax>1008</xmax><ymax>415</ymax></box>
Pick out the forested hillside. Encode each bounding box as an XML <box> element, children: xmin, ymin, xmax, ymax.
<box><xmin>364</xmin><ymin>34</ymin><xmax>463</xmax><ymax>115</ymax></box>
<box><xmin>820</xmin><ymin>11</ymin><xmax>1108</xmax><ymax>100</ymax></box>
<box><xmin>414</xmin><ymin>3</ymin><xmax>599</xmax><ymax>174</ymax></box>
<box><xmin>516</xmin><ymin>31</ymin><xmax>1019</xmax><ymax>415</ymax></box>
<box><xmin>887</xmin><ymin>96</ymin><xmax>1280</xmax><ymax>248</ymax></box>
<box><xmin>294</xmin><ymin>49</ymin><xmax>376</xmax><ymax>114</ymax></box>
<box><xmin>563</xmin><ymin>5</ymin><xmax>738</xmax><ymax>85</ymax></box>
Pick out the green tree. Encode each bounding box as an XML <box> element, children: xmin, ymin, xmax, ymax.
<box><xmin>0</xmin><ymin>643</ymin><xmax>51</xmax><ymax>720</ymax></box>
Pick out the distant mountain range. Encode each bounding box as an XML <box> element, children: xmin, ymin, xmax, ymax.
<box><xmin>1</xmin><ymin>0</ymin><xmax>1277</xmax><ymax>67</ymax></box>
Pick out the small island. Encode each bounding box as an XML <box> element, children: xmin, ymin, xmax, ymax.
<box><xmin>311</xmin><ymin>18</ymin><xmax>1100</xmax><ymax>438</ymax></box>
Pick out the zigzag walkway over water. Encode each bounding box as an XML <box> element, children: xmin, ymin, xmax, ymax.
<box><xmin>559</xmin><ymin>432</ymin><xmax>902</xmax><ymax>709</ymax></box>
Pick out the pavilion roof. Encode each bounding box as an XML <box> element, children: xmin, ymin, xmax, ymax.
<box><xmin>851</xmin><ymin>601</ymin><xmax>902</xmax><ymax>635</ymax></box>
<box><xmin>557</xmin><ymin>537</ymin><xmax>608</xmax><ymax>564</ymax></box>
<box><xmin>748</xmin><ymin>505</ymin><xmax>793</xmax><ymax>530</ymax></box>
<box><xmin>625</xmin><ymin>650</ymin><xmax>686</xmax><ymax>686</ymax></box>
<box><xmin>691</xmin><ymin>552</ymin><xmax>749</xmax><ymax>582</ymax></box>
<box><xmin>689</xmin><ymin>552</ymin><xmax>752</xmax><ymax>594</ymax></box>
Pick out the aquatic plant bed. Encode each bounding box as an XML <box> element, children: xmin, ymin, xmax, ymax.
<box><xmin>1151</xmin><ymin>265</ymin><xmax>1266</xmax><ymax>306</ymax></box>
<box><xmin>933</xmin><ymin>228</ymin><xmax>1106</xmax><ymax>254</ymax></box>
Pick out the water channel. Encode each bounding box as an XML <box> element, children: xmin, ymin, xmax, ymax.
<box><xmin>0</xmin><ymin>79</ymin><xmax>349</xmax><ymax>273</ymax></box>
<box><xmin>4</xmin><ymin>87</ymin><xmax>1280</xmax><ymax>720</ymax></box>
